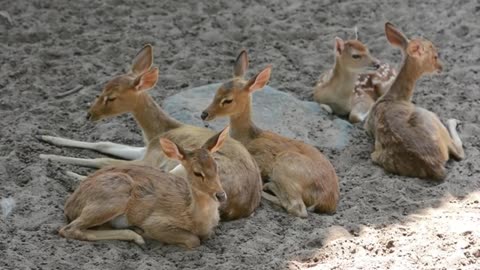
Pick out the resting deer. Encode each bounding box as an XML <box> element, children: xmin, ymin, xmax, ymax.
<box><xmin>314</xmin><ymin>37</ymin><xmax>396</xmax><ymax>123</ymax></box>
<box><xmin>40</xmin><ymin>45</ymin><xmax>262</xmax><ymax>220</ymax></box>
<box><xmin>201</xmin><ymin>50</ymin><xmax>339</xmax><ymax>218</ymax></box>
<box><xmin>365</xmin><ymin>22</ymin><xmax>465</xmax><ymax>180</ymax></box>
<box><xmin>59</xmin><ymin>127</ymin><xmax>229</xmax><ymax>249</ymax></box>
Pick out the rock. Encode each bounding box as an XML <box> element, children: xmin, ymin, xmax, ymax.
<box><xmin>386</xmin><ymin>240</ymin><xmax>394</xmax><ymax>249</ymax></box>
<box><xmin>163</xmin><ymin>84</ymin><xmax>352</xmax><ymax>150</ymax></box>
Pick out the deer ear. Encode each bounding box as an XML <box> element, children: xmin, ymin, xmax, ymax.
<box><xmin>246</xmin><ymin>66</ymin><xmax>272</xmax><ymax>93</ymax></box>
<box><xmin>233</xmin><ymin>50</ymin><xmax>249</xmax><ymax>77</ymax></box>
<box><xmin>385</xmin><ymin>22</ymin><xmax>409</xmax><ymax>50</ymax></box>
<box><xmin>160</xmin><ymin>138</ymin><xmax>185</xmax><ymax>161</ymax></box>
<box><xmin>132</xmin><ymin>44</ymin><xmax>153</xmax><ymax>75</ymax></box>
<box><xmin>204</xmin><ymin>126</ymin><xmax>230</xmax><ymax>153</ymax></box>
<box><xmin>134</xmin><ymin>67</ymin><xmax>159</xmax><ymax>92</ymax></box>
<box><xmin>406</xmin><ymin>40</ymin><xmax>424</xmax><ymax>58</ymax></box>
<box><xmin>335</xmin><ymin>37</ymin><xmax>345</xmax><ymax>55</ymax></box>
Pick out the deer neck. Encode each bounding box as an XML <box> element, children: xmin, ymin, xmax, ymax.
<box><xmin>382</xmin><ymin>55</ymin><xmax>422</xmax><ymax>102</ymax></box>
<box><xmin>190</xmin><ymin>187</ymin><xmax>218</xmax><ymax>228</ymax></box>
<box><xmin>229</xmin><ymin>96</ymin><xmax>262</xmax><ymax>145</ymax></box>
<box><xmin>132</xmin><ymin>93</ymin><xmax>182</xmax><ymax>144</ymax></box>
<box><xmin>329</xmin><ymin>59</ymin><xmax>358</xmax><ymax>96</ymax></box>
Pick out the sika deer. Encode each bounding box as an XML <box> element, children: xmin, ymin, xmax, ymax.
<box><xmin>59</xmin><ymin>127</ymin><xmax>229</xmax><ymax>249</ymax></box>
<box><xmin>40</xmin><ymin>45</ymin><xmax>262</xmax><ymax>220</ymax></box>
<box><xmin>365</xmin><ymin>22</ymin><xmax>465</xmax><ymax>180</ymax></box>
<box><xmin>314</xmin><ymin>37</ymin><xmax>396</xmax><ymax>123</ymax></box>
<box><xmin>201</xmin><ymin>50</ymin><xmax>339</xmax><ymax>218</ymax></box>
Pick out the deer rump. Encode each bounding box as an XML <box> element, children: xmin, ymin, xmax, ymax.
<box><xmin>374</xmin><ymin>102</ymin><xmax>447</xmax><ymax>179</ymax></box>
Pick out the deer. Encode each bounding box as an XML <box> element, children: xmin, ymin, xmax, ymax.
<box><xmin>200</xmin><ymin>50</ymin><xmax>339</xmax><ymax>218</ymax></box>
<box><xmin>59</xmin><ymin>127</ymin><xmax>229</xmax><ymax>249</ymax></box>
<box><xmin>39</xmin><ymin>45</ymin><xmax>262</xmax><ymax>221</ymax></box>
<box><xmin>364</xmin><ymin>22</ymin><xmax>465</xmax><ymax>180</ymax></box>
<box><xmin>313</xmin><ymin>37</ymin><xmax>396</xmax><ymax>123</ymax></box>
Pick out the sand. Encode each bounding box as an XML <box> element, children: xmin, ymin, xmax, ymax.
<box><xmin>1</xmin><ymin>0</ymin><xmax>479</xmax><ymax>269</ymax></box>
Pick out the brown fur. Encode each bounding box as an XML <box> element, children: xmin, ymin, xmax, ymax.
<box><xmin>347</xmin><ymin>40</ymin><xmax>368</xmax><ymax>52</ymax></box>
<box><xmin>365</xmin><ymin>22</ymin><xmax>464</xmax><ymax>180</ymax></box>
<box><xmin>314</xmin><ymin>38</ymin><xmax>396</xmax><ymax>123</ymax></box>
<box><xmin>60</xmin><ymin>130</ymin><xmax>228</xmax><ymax>249</ymax></box>
<box><xmin>55</xmin><ymin>45</ymin><xmax>262</xmax><ymax>220</ymax></box>
<box><xmin>202</xmin><ymin>50</ymin><xmax>339</xmax><ymax>217</ymax></box>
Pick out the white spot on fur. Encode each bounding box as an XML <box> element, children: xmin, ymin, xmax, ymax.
<box><xmin>1</xmin><ymin>197</ymin><xmax>15</xmax><ymax>218</ymax></box>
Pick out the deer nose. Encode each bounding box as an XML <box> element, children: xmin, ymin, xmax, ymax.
<box><xmin>215</xmin><ymin>192</ymin><xmax>227</xmax><ymax>202</ymax></box>
<box><xmin>201</xmin><ymin>111</ymin><xmax>209</xmax><ymax>120</ymax></box>
<box><xmin>372</xmin><ymin>61</ymin><xmax>381</xmax><ymax>70</ymax></box>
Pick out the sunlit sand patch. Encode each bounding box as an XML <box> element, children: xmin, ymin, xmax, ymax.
<box><xmin>287</xmin><ymin>192</ymin><xmax>480</xmax><ymax>269</ymax></box>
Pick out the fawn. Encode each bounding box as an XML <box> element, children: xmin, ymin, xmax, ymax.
<box><xmin>365</xmin><ymin>22</ymin><xmax>464</xmax><ymax>180</ymax></box>
<box><xmin>314</xmin><ymin>37</ymin><xmax>396</xmax><ymax>123</ymax></box>
<box><xmin>59</xmin><ymin>127</ymin><xmax>229</xmax><ymax>249</ymax></box>
<box><xmin>201</xmin><ymin>50</ymin><xmax>339</xmax><ymax>218</ymax></box>
<box><xmin>40</xmin><ymin>45</ymin><xmax>262</xmax><ymax>220</ymax></box>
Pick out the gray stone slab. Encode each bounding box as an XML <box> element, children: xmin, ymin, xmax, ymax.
<box><xmin>163</xmin><ymin>84</ymin><xmax>352</xmax><ymax>150</ymax></box>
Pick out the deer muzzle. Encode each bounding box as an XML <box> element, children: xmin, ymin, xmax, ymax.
<box><xmin>201</xmin><ymin>111</ymin><xmax>209</xmax><ymax>121</ymax></box>
<box><xmin>215</xmin><ymin>191</ymin><xmax>227</xmax><ymax>202</ymax></box>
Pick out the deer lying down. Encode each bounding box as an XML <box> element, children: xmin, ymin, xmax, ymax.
<box><xmin>201</xmin><ymin>50</ymin><xmax>339</xmax><ymax>218</ymax></box>
<box><xmin>40</xmin><ymin>45</ymin><xmax>262</xmax><ymax>221</ymax></box>
<box><xmin>365</xmin><ymin>22</ymin><xmax>465</xmax><ymax>180</ymax></box>
<box><xmin>59</xmin><ymin>127</ymin><xmax>229</xmax><ymax>249</ymax></box>
<box><xmin>314</xmin><ymin>37</ymin><xmax>396</xmax><ymax>123</ymax></box>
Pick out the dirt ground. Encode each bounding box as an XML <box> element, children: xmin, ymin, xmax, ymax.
<box><xmin>1</xmin><ymin>0</ymin><xmax>479</xmax><ymax>269</ymax></box>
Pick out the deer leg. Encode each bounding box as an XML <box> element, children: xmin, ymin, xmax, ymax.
<box><xmin>65</xmin><ymin>170</ymin><xmax>87</xmax><ymax>181</ymax></box>
<box><xmin>168</xmin><ymin>164</ymin><xmax>187</xmax><ymax>178</ymax></box>
<box><xmin>371</xmin><ymin>140</ymin><xmax>384</xmax><ymax>165</ymax></box>
<box><xmin>60</xmin><ymin>223</ymin><xmax>144</xmax><ymax>245</ymax></box>
<box><xmin>319</xmin><ymin>104</ymin><xmax>333</xmax><ymax>114</ymax></box>
<box><xmin>60</xmin><ymin>203</ymin><xmax>144</xmax><ymax>245</ymax></box>
<box><xmin>348</xmin><ymin>109</ymin><xmax>369</xmax><ymax>123</ymax></box>
<box><xmin>40</xmin><ymin>135</ymin><xmax>145</xmax><ymax>160</ymax></box>
<box><xmin>349</xmin><ymin>95</ymin><xmax>374</xmax><ymax>123</ymax></box>
<box><xmin>40</xmin><ymin>154</ymin><xmax>139</xmax><ymax>168</ymax></box>
<box><xmin>81</xmin><ymin>229</ymin><xmax>144</xmax><ymax>245</ymax></box>
<box><xmin>143</xmin><ymin>227</ymin><xmax>200</xmax><ymax>249</ymax></box>
<box><xmin>446</xmin><ymin>119</ymin><xmax>465</xmax><ymax>161</ymax></box>
<box><xmin>262</xmin><ymin>182</ymin><xmax>282</xmax><ymax>206</ymax></box>
<box><xmin>264</xmin><ymin>180</ymin><xmax>307</xmax><ymax>218</ymax></box>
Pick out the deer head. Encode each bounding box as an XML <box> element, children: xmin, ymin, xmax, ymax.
<box><xmin>201</xmin><ymin>50</ymin><xmax>271</xmax><ymax>121</ymax></box>
<box><xmin>385</xmin><ymin>22</ymin><xmax>443</xmax><ymax>74</ymax></box>
<box><xmin>334</xmin><ymin>37</ymin><xmax>380</xmax><ymax>73</ymax></box>
<box><xmin>87</xmin><ymin>45</ymin><xmax>159</xmax><ymax>121</ymax></box>
<box><xmin>159</xmin><ymin>127</ymin><xmax>230</xmax><ymax>203</ymax></box>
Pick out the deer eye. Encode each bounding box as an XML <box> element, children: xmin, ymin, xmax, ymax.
<box><xmin>106</xmin><ymin>97</ymin><xmax>117</xmax><ymax>103</ymax></box>
<box><xmin>193</xmin><ymin>171</ymin><xmax>203</xmax><ymax>178</ymax></box>
<box><xmin>352</xmin><ymin>54</ymin><xmax>361</xmax><ymax>59</ymax></box>
<box><xmin>222</xmin><ymin>99</ymin><xmax>233</xmax><ymax>106</ymax></box>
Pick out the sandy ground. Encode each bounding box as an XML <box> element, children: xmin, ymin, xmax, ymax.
<box><xmin>1</xmin><ymin>0</ymin><xmax>480</xmax><ymax>269</ymax></box>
